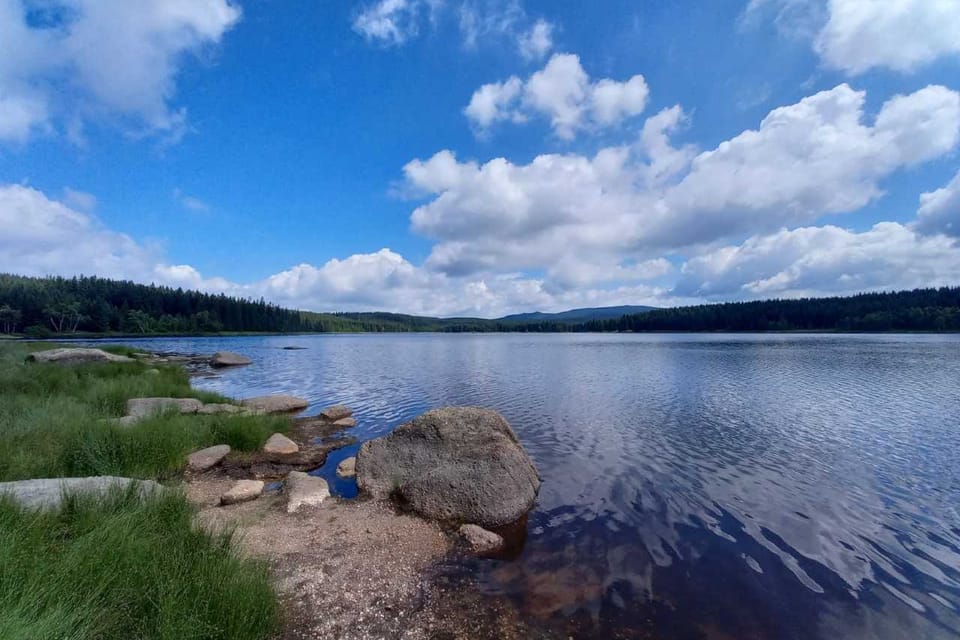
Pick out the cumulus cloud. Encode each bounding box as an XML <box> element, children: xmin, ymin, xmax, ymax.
<box><xmin>413</xmin><ymin>84</ymin><xmax>960</xmax><ymax>280</ymax></box>
<box><xmin>352</xmin><ymin>0</ymin><xmax>431</xmax><ymax>45</ymax></box>
<box><xmin>914</xmin><ymin>169</ymin><xmax>960</xmax><ymax>238</ymax></box>
<box><xmin>517</xmin><ymin>18</ymin><xmax>553</xmax><ymax>60</ymax></box>
<box><xmin>173</xmin><ymin>188</ymin><xmax>210</xmax><ymax>213</ymax></box>
<box><xmin>751</xmin><ymin>0</ymin><xmax>960</xmax><ymax>75</ymax></box>
<box><xmin>0</xmin><ymin>0</ymin><xmax>240</xmax><ymax>144</ymax></box>
<box><xmin>466</xmin><ymin>53</ymin><xmax>649</xmax><ymax>138</ymax></box>
<box><xmin>675</xmin><ymin>223</ymin><xmax>960</xmax><ymax>299</ymax></box>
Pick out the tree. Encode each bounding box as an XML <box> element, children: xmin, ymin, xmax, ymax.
<box><xmin>0</xmin><ymin>304</ymin><xmax>21</xmax><ymax>333</ymax></box>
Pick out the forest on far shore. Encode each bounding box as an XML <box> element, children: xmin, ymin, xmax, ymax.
<box><xmin>1</xmin><ymin>273</ymin><xmax>959</xmax><ymax>336</ymax></box>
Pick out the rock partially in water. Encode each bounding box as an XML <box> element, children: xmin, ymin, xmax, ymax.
<box><xmin>27</xmin><ymin>348</ymin><xmax>133</xmax><ymax>364</ymax></box>
<box><xmin>210</xmin><ymin>351</ymin><xmax>252</xmax><ymax>367</ymax></box>
<box><xmin>333</xmin><ymin>417</ymin><xmax>357</xmax><ymax>428</ymax></box>
<box><xmin>188</xmin><ymin>444</ymin><xmax>231</xmax><ymax>472</ymax></box>
<box><xmin>241</xmin><ymin>395</ymin><xmax>309</xmax><ymax>414</ymax></box>
<box><xmin>263</xmin><ymin>433</ymin><xmax>299</xmax><ymax>455</ymax></box>
<box><xmin>286</xmin><ymin>471</ymin><xmax>330</xmax><ymax>513</ymax></box>
<box><xmin>127</xmin><ymin>397</ymin><xmax>203</xmax><ymax>419</ymax></box>
<box><xmin>197</xmin><ymin>403</ymin><xmax>244</xmax><ymax>415</ymax></box>
<box><xmin>320</xmin><ymin>404</ymin><xmax>353</xmax><ymax>421</ymax></box>
<box><xmin>282</xmin><ymin>346</ymin><xmax>307</xmax><ymax>350</ymax></box>
<box><xmin>220</xmin><ymin>479</ymin><xmax>264</xmax><ymax>505</ymax></box>
<box><xmin>458</xmin><ymin>524</ymin><xmax>504</xmax><ymax>555</ymax></box>
<box><xmin>336</xmin><ymin>456</ymin><xmax>357</xmax><ymax>478</ymax></box>
<box><xmin>0</xmin><ymin>476</ymin><xmax>161</xmax><ymax>510</ymax></box>
<box><xmin>357</xmin><ymin>407</ymin><xmax>541</xmax><ymax>528</ymax></box>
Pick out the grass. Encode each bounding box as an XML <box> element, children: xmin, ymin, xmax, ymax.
<box><xmin>0</xmin><ymin>341</ymin><xmax>287</xmax><ymax>639</ymax></box>
<box><xmin>0</xmin><ymin>486</ymin><xmax>277</xmax><ymax>640</ymax></box>
<box><xmin>0</xmin><ymin>341</ymin><xmax>289</xmax><ymax>481</ymax></box>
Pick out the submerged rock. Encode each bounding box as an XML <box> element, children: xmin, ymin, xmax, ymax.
<box><xmin>0</xmin><ymin>476</ymin><xmax>161</xmax><ymax>510</ymax></box>
<box><xmin>127</xmin><ymin>397</ymin><xmax>203</xmax><ymax>419</ymax></box>
<box><xmin>336</xmin><ymin>456</ymin><xmax>357</xmax><ymax>479</ymax></box>
<box><xmin>27</xmin><ymin>348</ymin><xmax>133</xmax><ymax>364</ymax></box>
<box><xmin>263</xmin><ymin>433</ymin><xmax>299</xmax><ymax>455</ymax></box>
<box><xmin>458</xmin><ymin>524</ymin><xmax>504</xmax><ymax>555</ymax></box>
<box><xmin>320</xmin><ymin>404</ymin><xmax>353</xmax><ymax>421</ymax></box>
<box><xmin>187</xmin><ymin>444</ymin><xmax>231</xmax><ymax>472</ymax></box>
<box><xmin>241</xmin><ymin>395</ymin><xmax>309</xmax><ymax>414</ymax></box>
<box><xmin>333</xmin><ymin>417</ymin><xmax>357</xmax><ymax>428</ymax></box>
<box><xmin>286</xmin><ymin>471</ymin><xmax>330</xmax><ymax>513</ymax></box>
<box><xmin>210</xmin><ymin>351</ymin><xmax>252</xmax><ymax>367</ymax></box>
<box><xmin>220</xmin><ymin>479</ymin><xmax>264</xmax><ymax>505</ymax></box>
<box><xmin>356</xmin><ymin>407</ymin><xmax>541</xmax><ymax>528</ymax></box>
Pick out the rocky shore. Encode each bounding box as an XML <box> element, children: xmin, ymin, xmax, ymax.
<box><xmin>6</xmin><ymin>346</ymin><xmax>547</xmax><ymax>639</ymax></box>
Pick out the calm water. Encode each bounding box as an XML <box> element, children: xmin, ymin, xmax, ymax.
<box><xmin>99</xmin><ymin>333</ymin><xmax>960</xmax><ymax>639</ymax></box>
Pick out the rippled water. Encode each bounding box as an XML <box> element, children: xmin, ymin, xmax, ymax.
<box><xmin>99</xmin><ymin>333</ymin><xmax>960</xmax><ymax>638</ymax></box>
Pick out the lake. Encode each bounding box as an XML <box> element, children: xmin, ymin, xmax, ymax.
<box><xmin>98</xmin><ymin>333</ymin><xmax>960</xmax><ymax>639</ymax></box>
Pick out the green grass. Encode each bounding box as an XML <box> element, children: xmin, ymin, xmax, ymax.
<box><xmin>0</xmin><ymin>341</ymin><xmax>289</xmax><ymax>481</ymax></box>
<box><xmin>0</xmin><ymin>486</ymin><xmax>278</xmax><ymax>640</ymax></box>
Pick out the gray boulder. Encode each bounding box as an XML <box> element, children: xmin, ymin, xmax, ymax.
<box><xmin>197</xmin><ymin>403</ymin><xmax>244</xmax><ymax>415</ymax></box>
<box><xmin>356</xmin><ymin>407</ymin><xmax>540</xmax><ymax>528</ymax></box>
<box><xmin>286</xmin><ymin>471</ymin><xmax>330</xmax><ymax>513</ymax></box>
<box><xmin>187</xmin><ymin>444</ymin><xmax>231</xmax><ymax>472</ymax></box>
<box><xmin>333</xmin><ymin>417</ymin><xmax>357</xmax><ymax>428</ymax></box>
<box><xmin>210</xmin><ymin>351</ymin><xmax>252</xmax><ymax>367</ymax></box>
<box><xmin>263</xmin><ymin>433</ymin><xmax>299</xmax><ymax>455</ymax></box>
<box><xmin>241</xmin><ymin>395</ymin><xmax>309</xmax><ymax>414</ymax></box>
<box><xmin>27</xmin><ymin>348</ymin><xmax>133</xmax><ymax>364</ymax></box>
<box><xmin>220</xmin><ymin>480</ymin><xmax>264</xmax><ymax>505</ymax></box>
<box><xmin>0</xmin><ymin>476</ymin><xmax>161</xmax><ymax>510</ymax></box>
<box><xmin>320</xmin><ymin>404</ymin><xmax>353</xmax><ymax>421</ymax></box>
<box><xmin>127</xmin><ymin>397</ymin><xmax>203</xmax><ymax>419</ymax></box>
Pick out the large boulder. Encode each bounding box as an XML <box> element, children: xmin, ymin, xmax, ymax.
<box><xmin>356</xmin><ymin>407</ymin><xmax>540</xmax><ymax>528</ymax></box>
<box><xmin>27</xmin><ymin>348</ymin><xmax>133</xmax><ymax>364</ymax></box>
<box><xmin>210</xmin><ymin>351</ymin><xmax>252</xmax><ymax>367</ymax></box>
<box><xmin>0</xmin><ymin>476</ymin><xmax>161</xmax><ymax>510</ymax></box>
<box><xmin>127</xmin><ymin>397</ymin><xmax>203</xmax><ymax>419</ymax></box>
<box><xmin>241</xmin><ymin>395</ymin><xmax>309</xmax><ymax>414</ymax></box>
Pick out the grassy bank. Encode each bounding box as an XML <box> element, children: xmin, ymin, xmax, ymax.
<box><xmin>0</xmin><ymin>342</ymin><xmax>288</xmax><ymax>481</ymax></box>
<box><xmin>0</xmin><ymin>487</ymin><xmax>277</xmax><ymax>640</ymax></box>
<box><xmin>0</xmin><ymin>342</ymin><xmax>286</xmax><ymax>639</ymax></box>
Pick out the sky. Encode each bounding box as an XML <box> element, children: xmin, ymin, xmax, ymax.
<box><xmin>1</xmin><ymin>0</ymin><xmax>960</xmax><ymax>318</ymax></box>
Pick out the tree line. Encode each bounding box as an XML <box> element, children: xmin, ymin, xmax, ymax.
<box><xmin>1</xmin><ymin>273</ymin><xmax>958</xmax><ymax>335</ymax></box>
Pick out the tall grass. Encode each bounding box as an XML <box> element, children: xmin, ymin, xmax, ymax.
<box><xmin>0</xmin><ymin>342</ymin><xmax>289</xmax><ymax>481</ymax></box>
<box><xmin>0</xmin><ymin>486</ymin><xmax>278</xmax><ymax>640</ymax></box>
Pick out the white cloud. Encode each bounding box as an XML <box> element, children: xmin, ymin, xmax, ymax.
<box><xmin>413</xmin><ymin>84</ymin><xmax>960</xmax><ymax>281</ymax></box>
<box><xmin>173</xmin><ymin>188</ymin><xmax>210</xmax><ymax>213</ymax></box>
<box><xmin>466</xmin><ymin>53</ymin><xmax>649</xmax><ymax>138</ymax></box>
<box><xmin>914</xmin><ymin>169</ymin><xmax>960</xmax><ymax>238</ymax></box>
<box><xmin>352</xmin><ymin>0</ymin><xmax>428</xmax><ymax>45</ymax></box>
<box><xmin>815</xmin><ymin>0</ymin><xmax>960</xmax><ymax>74</ymax></box>
<box><xmin>675</xmin><ymin>222</ymin><xmax>960</xmax><ymax>299</ymax></box>
<box><xmin>517</xmin><ymin>18</ymin><xmax>553</xmax><ymax>60</ymax></box>
<box><xmin>61</xmin><ymin>187</ymin><xmax>97</xmax><ymax>212</ymax></box>
<box><xmin>0</xmin><ymin>0</ymin><xmax>240</xmax><ymax>144</ymax></box>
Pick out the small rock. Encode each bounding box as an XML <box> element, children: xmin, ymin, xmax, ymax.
<box><xmin>145</xmin><ymin>368</ymin><xmax>160</xmax><ymax>375</ymax></box>
<box><xmin>27</xmin><ymin>348</ymin><xmax>133</xmax><ymax>364</ymax></box>
<box><xmin>127</xmin><ymin>397</ymin><xmax>203</xmax><ymax>419</ymax></box>
<box><xmin>210</xmin><ymin>351</ymin><xmax>252</xmax><ymax>368</ymax></box>
<box><xmin>0</xmin><ymin>476</ymin><xmax>161</xmax><ymax>510</ymax></box>
<box><xmin>187</xmin><ymin>444</ymin><xmax>231</xmax><ymax>472</ymax></box>
<box><xmin>458</xmin><ymin>524</ymin><xmax>504</xmax><ymax>555</ymax></box>
<box><xmin>336</xmin><ymin>456</ymin><xmax>357</xmax><ymax>478</ymax></box>
<box><xmin>320</xmin><ymin>404</ymin><xmax>353</xmax><ymax>421</ymax></box>
<box><xmin>197</xmin><ymin>403</ymin><xmax>243</xmax><ymax>415</ymax></box>
<box><xmin>110</xmin><ymin>415</ymin><xmax>139</xmax><ymax>428</ymax></box>
<box><xmin>286</xmin><ymin>471</ymin><xmax>330</xmax><ymax>513</ymax></box>
<box><xmin>220</xmin><ymin>479</ymin><xmax>264</xmax><ymax>505</ymax></box>
<box><xmin>333</xmin><ymin>417</ymin><xmax>357</xmax><ymax>428</ymax></box>
<box><xmin>241</xmin><ymin>395</ymin><xmax>309</xmax><ymax>414</ymax></box>
<box><xmin>263</xmin><ymin>433</ymin><xmax>299</xmax><ymax>455</ymax></box>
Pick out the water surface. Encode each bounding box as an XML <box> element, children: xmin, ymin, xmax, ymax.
<box><xmin>102</xmin><ymin>333</ymin><xmax>960</xmax><ymax>639</ymax></box>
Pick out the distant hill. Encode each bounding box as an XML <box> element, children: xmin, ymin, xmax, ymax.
<box><xmin>499</xmin><ymin>305</ymin><xmax>657</xmax><ymax>324</ymax></box>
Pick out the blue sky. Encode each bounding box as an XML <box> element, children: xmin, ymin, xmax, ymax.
<box><xmin>2</xmin><ymin>0</ymin><xmax>960</xmax><ymax>317</ymax></box>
